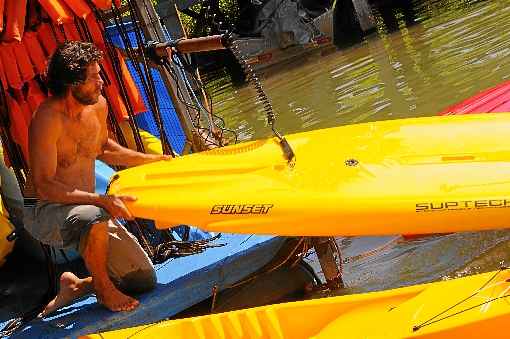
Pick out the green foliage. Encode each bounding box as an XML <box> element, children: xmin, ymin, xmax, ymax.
<box><xmin>179</xmin><ymin>0</ymin><xmax>240</xmax><ymax>37</ymax></box>
<box><xmin>121</xmin><ymin>0</ymin><xmax>160</xmax><ymax>7</ymax></box>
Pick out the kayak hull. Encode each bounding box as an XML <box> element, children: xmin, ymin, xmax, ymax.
<box><xmin>83</xmin><ymin>269</ymin><xmax>510</xmax><ymax>338</ymax></box>
<box><xmin>108</xmin><ymin>113</ymin><xmax>510</xmax><ymax>236</ymax></box>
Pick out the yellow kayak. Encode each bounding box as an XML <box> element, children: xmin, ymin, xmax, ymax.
<box><xmin>0</xmin><ymin>197</ymin><xmax>15</xmax><ymax>267</ymax></box>
<box><xmin>108</xmin><ymin>112</ymin><xmax>510</xmax><ymax>236</ymax></box>
<box><xmin>119</xmin><ymin>120</ymin><xmax>164</xmax><ymax>155</ymax></box>
<box><xmin>83</xmin><ymin>268</ymin><xmax>510</xmax><ymax>338</ymax></box>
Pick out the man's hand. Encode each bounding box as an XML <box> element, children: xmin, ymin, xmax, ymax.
<box><xmin>142</xmin><ymin>154</ymin><xmax>172</xmax><ymax>165</ymax></box>
<box><xmin>99</xmin><ymin>194</ymin><xmax>137</xmax><ymax>220</ymax></box>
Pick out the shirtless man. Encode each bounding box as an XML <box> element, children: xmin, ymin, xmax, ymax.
<box><xmin>23</xmin><ymin>41</ymin><xmax>168</xmax><ymax>314</ymax></box>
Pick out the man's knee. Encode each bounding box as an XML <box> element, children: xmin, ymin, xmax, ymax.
<box><xmin>117</xmin><ymin>267</ymin><xmax>157</xmax><ymax>294</ymax></box>
<box><xmin>106</xmin><ymin>221</ymin><xmax>157</xmax><ymax>293</ymax></box>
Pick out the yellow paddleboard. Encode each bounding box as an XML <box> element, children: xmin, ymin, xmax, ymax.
<box><xmin>83</xmin><ymin>269</ymin><xmax>510</xmax><ymax>339</ymax></box>
<box><xmin>108</xmin><ymin>113</ymin><xmax>510</xmax><ymax>236</ymax></box>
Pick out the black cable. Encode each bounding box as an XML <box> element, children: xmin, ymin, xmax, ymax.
<box><xmin>105</xmin><ymin>2</ymin><xmax>149</xmax><ymax>153</ymax></box>
<box><xmin>173</xmin><ymin>52</ymin><xmax>234</xmax><ymax>132</ymax></box>
<box><xmin>84</xmin><ymin>0</ymin><xmax>146</xmax><ymax>152</ymax></box>
<box><xmin>162</xmin><ymin>55</ymin><xmax>238</xmax><ymax>145</ymax></box>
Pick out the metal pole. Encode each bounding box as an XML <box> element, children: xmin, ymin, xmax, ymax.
<box><xmin>133</xmin><ymin>0</ymin><xmax>200</xmax><ymax>153</ymax></box>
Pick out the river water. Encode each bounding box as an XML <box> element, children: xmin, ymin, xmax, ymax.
<box><xmin>207</xmin><ymin>0</ymin><xmax>510</xmax><ymax>295</ymax></box>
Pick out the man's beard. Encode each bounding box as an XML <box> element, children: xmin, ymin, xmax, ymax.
<box><xmin>71</xmin><ymin>87</ymin><xmax>99</xmax><ymax>105</ymax></box>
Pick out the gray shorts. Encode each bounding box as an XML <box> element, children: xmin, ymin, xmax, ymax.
<box><xmin>23</xmin><ymin>202</ymin><xmax>156</xmax><ymax>293</ymax></box>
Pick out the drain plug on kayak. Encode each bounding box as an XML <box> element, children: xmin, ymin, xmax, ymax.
<box><xmin>345</xmin><ymin>159</ymin><xmax>359</xmax><ymax>167</ymax></box>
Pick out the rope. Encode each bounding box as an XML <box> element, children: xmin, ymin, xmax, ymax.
<box><xmin>151</xmin><ymin>232</ymin><xmax>225</xmax><ymax>264</ymax></box>
<box><xmin>412</xmin><ymin>267</ymin><xmax>508</xmax><ymax>332</ymax></box>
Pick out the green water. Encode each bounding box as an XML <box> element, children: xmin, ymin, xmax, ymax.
<box><xmin>208</xmin><ymin>0</ymin><xmax>510</xmax><ymax>293</ymax></box>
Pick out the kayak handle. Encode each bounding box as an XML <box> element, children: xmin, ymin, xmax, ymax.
<box><xmin>146</xmin><ymin>34</ymin><xmax>228</xmax><ymax>61</ymax></box>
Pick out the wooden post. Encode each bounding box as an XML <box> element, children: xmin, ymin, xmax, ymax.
<box><xmin>312</xmin><ymin>237</ymin><xmax>344</xmax><ymax>290</ymax></box>
<box><xmin>133</xmin><ymin>0</ymin><xmax>200</xmax><ymax>154</ymax></box>
<box><xmin>333</xmin><ymin>0</ymin><xmax>374</xmax><ymax>47</ymax></box>
<box><xmin>351</xmin><ymin>0</ymin><xmax>374</xmax><ymax>32</ymax></box>
<box><xmin>155</xmin><ymin>1</ymin><xmax>187</xmax><ymax>39</ymax></box>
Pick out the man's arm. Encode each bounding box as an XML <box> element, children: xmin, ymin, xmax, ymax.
<box><xmin>95</xmin><ymin>95</ymin><xmax>169</xmax><ymax>167</ymax></box>
<box><xmin>97</xmin><ymin>138</ymin><xmax>170</xmax><ymax>167</ymax></box>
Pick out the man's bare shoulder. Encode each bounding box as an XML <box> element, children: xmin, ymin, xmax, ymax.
<box><xmin>30</xmin><ymin>99</ymin><xmax>63</xmax><ymax>135</ymax></box>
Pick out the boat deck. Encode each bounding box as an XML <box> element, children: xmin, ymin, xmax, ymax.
<box><xmin>1</xmin><ymin>233</ymin><xmax>286</xmax><ymax>338</ymax></box>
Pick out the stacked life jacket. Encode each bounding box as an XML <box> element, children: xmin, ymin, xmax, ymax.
<box><xmin>0</xmin><ymin>0</ymin><xmax>145</xmax><ymax>165</ymax></box>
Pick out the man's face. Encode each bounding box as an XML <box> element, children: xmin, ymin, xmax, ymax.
<box><xmin>71</xmin><ymin>62</ymin><xmax>104</xmax><ymax>105</ymax></box>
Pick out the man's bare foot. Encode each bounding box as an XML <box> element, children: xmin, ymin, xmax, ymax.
<box><xmin>96</xmin><ymin>284</ymin><xmax>139</xmax><ymax>312</ymax></box>
<box><xmin>39</xmin><ymin>272</ymin><xmax>93</xmax><ymax>318</ymax></box>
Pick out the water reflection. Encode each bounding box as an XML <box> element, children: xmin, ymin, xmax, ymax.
<box><xmin>209</xmin><ymin>0</ymin><xmax>510</xmax><ymax>292</ymax></box>
<box><xmin>212</xmin><ymin>0</ymin><xmax>510</xmax><ymax>140</ymax></box>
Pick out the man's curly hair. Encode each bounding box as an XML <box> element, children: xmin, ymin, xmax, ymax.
<box><xmin>46</xmin><ymin>41</ymin><xmax>103</xmax><ymax>97</ymax></box>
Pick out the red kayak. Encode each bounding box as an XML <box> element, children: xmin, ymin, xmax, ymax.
<box><xmin>439</xmin><ymin>80</ymin><xmax>510</xmax><ymax>116</ymax></box>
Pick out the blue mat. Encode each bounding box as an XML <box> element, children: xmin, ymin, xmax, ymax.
<box><xmin>105</xmin><ymin>22</ymin><xmax>186</xmax><ymax>154</ymax></box>
<box><xmin>7</xmin><ymin>234</ymin><xmax>284</xmax><ymax>338</ymax></box>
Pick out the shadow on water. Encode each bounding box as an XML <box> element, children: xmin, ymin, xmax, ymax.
<box><xmin>207</xmin><ymin>0</ymin><xmax>510</xmax><ymax>294</ymax></box>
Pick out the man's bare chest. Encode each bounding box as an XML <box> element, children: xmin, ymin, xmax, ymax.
<box><xmin>57</xmin><ymin>114</ymin><xmax>103</xmax><ymax>167</ymax></box>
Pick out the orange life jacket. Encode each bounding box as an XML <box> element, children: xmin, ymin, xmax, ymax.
<box><xmin>0</xmin><ymin>52</ymin><xmax>7</xmax><ymax>89</ymax></box>
<box><xmin>37</xmin><ymin>23</ymin><xmax>58</xmax><ymax>57</ymax></box>
<box><xmin>99</xmin><ymin>48</ymin><xmax>147</xmax><ymax>122</ymax></box>
<box><xmin>0</xmin><ymin>43</ymin><xmax>23</xmax><ymax>89</ymax></box>
<box><xmin>84</xmin><ymin>12</ymin><xmax>107</xmax><ymax>51</ymax></box>
<box><xmin>62</xmin><ymin>0</ymin><xmax>91</xmax><ymax>19</ymax></box>
<box><xmin>1</xmin><ymin>0</ymin><xmax>26</xmax><ymax>42</ymax></box>
<box><xmin>62</xmin><ymin>23</ymin><xmax>82</xmax><ymax>41</ymax></box>
<box><xmin>101</xmin><ymin>57</ymin><xmax>129</xmax><ymax>121</ymax></box>
<box><xmin>0</xmin><ymin>0</ymin><xmax>5</xmax><ymax>34</ymax></box>
<box><xmin>5</xmin><ymin>94</ymin><xmax>29</xmax><ymax>161</ymax></box>
<box><xmin>23</xmin><ymin>31</ymin><xmax>48</xmax><ymax>75</ymax></box>
<box><xmin>12</xmin><ymin>42</ymin><xmax>36</xmax><ymax>83</ymax></box>
<box><xmin>38</xmin><ymin>0</ymin><xmax>73</xmax><ymax>25</ymax></box>
<box><xmin>27</xmin><ymin>80</ymin><xmax>47</xmax><ymax>113</ymax></box>
<box><xmin>92</xmin><ymin>0</ymin><xmax>112</xmax><ymax>10</ymax></box>
<box><xmin>116</xmin><ymin>48</ymin><xmax>147</xmax><ymax>115</ymax></box>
